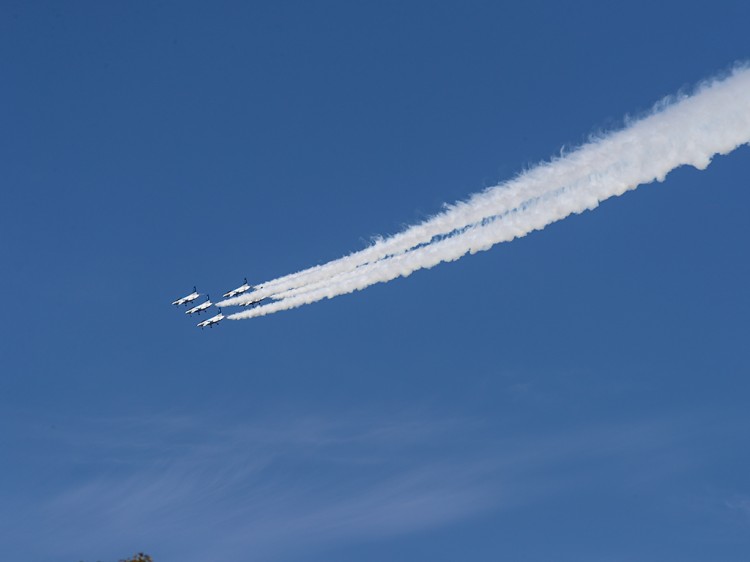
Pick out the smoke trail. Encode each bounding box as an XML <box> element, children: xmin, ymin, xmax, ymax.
<box><xmin>261</xmin><ymin>189</ymin><xmax>562</xmax><ymax>304</ymax></box>
<box><xmin>222</xmin><ymin>124</ymin><xmax>666</xmax><ymax>307</ymax></box>
<box><xmin>221</xmin><ymin>93</ymin><xmax>672</xmax><ymax>306</ymax></box>
<box><xmin>222</xmin><ymin>67</ymin><xmax>743</xmax><ymax>308</ymax></box>
<box><xmin>223</xmin><ymin>67</ymin><xmax>750</xmax><ymax>318</ymax></box>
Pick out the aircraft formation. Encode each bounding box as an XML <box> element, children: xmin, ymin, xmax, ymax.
<box><xmin>171</xmin><ymin>278</ymin><xmax>266</xmax><ymax>329</ymax></box>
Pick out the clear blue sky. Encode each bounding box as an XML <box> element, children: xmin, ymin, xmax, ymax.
<box><xmin>2</xmin><ymin>1</ymin><xmax>750</xmax><ymax>560</ymax></box>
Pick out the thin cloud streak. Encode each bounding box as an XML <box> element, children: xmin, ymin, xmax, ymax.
<box><xmin>8</xmin><ymin>412</ymin><xmax>695</xmax><ymax>562</ymax></box>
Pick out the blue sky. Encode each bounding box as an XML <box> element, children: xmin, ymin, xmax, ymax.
<box><xmin>2</xmin><ymin>1</ymin><xmax>750</xmax><ymax>560</ymax></box>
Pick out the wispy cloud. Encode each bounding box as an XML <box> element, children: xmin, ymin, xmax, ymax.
<box><xmin>5</xmin><ymin>411</ymin><xmax>697</xmax><ymax>562</ymax></box>
<box><xmin>725</xmin><ymin>495</ymin><xmax>750</xmax><ymax>519</ymax></box>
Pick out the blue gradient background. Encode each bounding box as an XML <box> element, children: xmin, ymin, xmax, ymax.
<box><xmin>1</xmin><ymin>1</ymin><xmax>749</xmax><ymax>560</ymax></box>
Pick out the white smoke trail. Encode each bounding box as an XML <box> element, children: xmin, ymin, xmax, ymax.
<box><xmin>221</xmin><ymin>89</ymin><xmax>674</xmax><ymax>306</ymax></box>
<box><xmin>222</xmin><ymin>126</ymin><xmax>662</xmax><ymax>307</ymax></box>
<box><xmin>224</xmin><ymin>67</ymin><xmax>740</xmax><ymax>307</ymax></box>
<box><xmin>224</xmin><ymin>66</ymin><xmax>750</xmax><ymax>318</ymax></box>
<box><xmin>261</xmin><ymin>187</ymin><xmax>564</xmax><ymax>304</ymax></box>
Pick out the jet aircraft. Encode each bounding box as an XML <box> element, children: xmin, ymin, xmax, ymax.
<box><xmin>241</xmin><ymin>295</ymin><xmax>268</xmax><ymax>307</ymax></box>
<box><xmin>172</xmin><ymin>287</ymin><xmax>200</xmax><ymax>306</ymax></box>
<box><xmin>185</xmin><ymin>295</ymin><xmax>212</xmax><ymax>315</ymax></box>
<box><xmin>223</xmin><ymin>278</ymin><xmax>252</xmax><ymax>298</ymax></box>
<box><xmin>197</xmin><ymin>308</ymin><xmax>224</xmax><ymax>329</ymax></box>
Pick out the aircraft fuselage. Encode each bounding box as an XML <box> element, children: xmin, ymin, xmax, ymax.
<box><xmin>172</xmin><ymin>292</ymin><xmax>199</xmax><ymax>306</ymax></box>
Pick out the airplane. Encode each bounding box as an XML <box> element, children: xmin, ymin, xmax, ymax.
<box><xmin>172</xmin><ymin>286</ymin><xmax>200</xmax><ymax>306</ymax></box>
<box><xmin>241</xmin><ymin>295</ymin><xmax>268</xmax><ymax>307</ymax></box>
<box><xmin>223</xmin><ymin>277</ymin><xmax>253</xmax><ymax>299</ymax></box>
<box><xmin>197</xmin><ymin>308</ymin><xmax>224</xmax><ymax>329</ymax></box>
<box><xmin>185</xmin><ymin>294</ymin><xmax>212</xmax><ymax>315</ymax></box>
